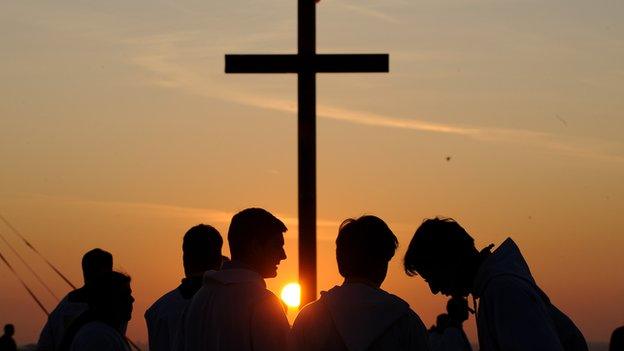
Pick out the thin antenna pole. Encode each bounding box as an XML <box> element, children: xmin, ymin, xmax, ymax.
<box><xmin>0</xmin><ymin>249</ymin><xmax>50</xmax><ymax>316</ymax></box>
<box><xmin>0</xmin><ymin>213</ymin><xmax>77</xmax><ymax>289</ymax></box>
<box><xmin>126</xmin><ymin>338</ymin><xmax>142</xmax><ymax>351</ymax></box>
<box><xmin>0</xmin><ymin>231</ymin><xmax>59</xmax><ymax>299</ymax></box>
<box><xmin>0</xmin><ymin>214</ymin><xmax>139</xmax><ymax>350</ymax></box>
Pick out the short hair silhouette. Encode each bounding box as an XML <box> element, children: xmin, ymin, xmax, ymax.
<box><xmin>446</xmin><ymin>296</ymin><xmax>470</xmax><ymax>323</ymax></box>
<box><xmin>404</xmin><ymin>217</ymin><xmax>475</xmax><ymax>276</ymax></box>
<box><xmin>611</xmin><ymin>326</ymin><xmax>624</xmax><ymax>351</ymax></box>
<box><xmin>86</xmin><ymin>271</ymin><xmax>133</xmax><ymax>321</ymax></box>
<box><xmin>430</xmin><ymin>313</ymin><xmax>450</xmax><ymax>334</ymax></box>
<box><xmin>336</xmin><ymin>215</ymin><xmax>398</xmax><ymax>281</ymax></box>
<box><xmin>182</xmin><ymin>224</ymin><xmax>223</xmax><ymax>276</ymax></box>
<box><xmin>59</xmin><ymin>272</ymin><xmax>133</xmax><ymax>351</ymax></box>
<box><xmin>228</xmin><ymin>208</ymin><xmax>287</xmax><ymax>259</ymax></box>
<box><xmin>81</xmin><ymin>248</ymin><xmax>113</xmax><ymax>284</ymax></box>
<box><xmin>3</xmin><ymin>324</ymin><xmax>14</xmax><ymax>336</ymax></box>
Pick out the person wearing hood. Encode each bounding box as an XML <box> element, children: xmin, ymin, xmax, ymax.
<box><xmin>291</xmin><ymin>215</ymin><xmax>429</xmax><ymax>351</ymax></box>
<box><xmin>145</xmin><ymin>224</ymin><xmax>223</xmax><ymax>351</ymax></box>
<box><xmin>37</xmin><ymin>248</ymin><xmax>113</xmax><ymax>351</ymax></box>
<box><xmin>404</xmin><ymin>217</ymin><xmax>588</xmax><ymax>351</ymax></box>
<box><xmin>182</xmin><ymin>208</ymin><xmax>290</xmax><ymax>351</ymax></box>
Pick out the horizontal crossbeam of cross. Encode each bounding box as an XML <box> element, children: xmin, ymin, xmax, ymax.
<box><xmin>225</xmin><ymin>54</ymin><xmax>389</xmax><ymax>74</ymax></box>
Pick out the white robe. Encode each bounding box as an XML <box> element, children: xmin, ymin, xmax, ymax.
<box><xmin>291</xmin><ymin>283</ymin><xmax>429</xmax><ymax>351</ymax></box>
<box><xmin>145</xmin><ymin>288</ymin><xmax>188</xmax><ymax>351</ymax></box>
<box><xmin>69</xmin><ymin>321</ymin><xmax>130</xmax><ymax>351</ymax></box>
<box><xmin>182</xmin><ymin>267</ymin><xmax>290</xmax><ymax>351</ymax></box>
<box><xmin>37</xmin><ymin>293</ymin><xmax>88</xmax><ymax>351</ymax></box>
<box><xmin>473</xmin><ymin>238</ymin><xmax>587</xmax><ymax>351</ymax></box>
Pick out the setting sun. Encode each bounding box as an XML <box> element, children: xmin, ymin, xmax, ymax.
<box><xmin>280</xmin><ymin>282</ymin><xmax>302</xmax><ymax>308</ymax></box>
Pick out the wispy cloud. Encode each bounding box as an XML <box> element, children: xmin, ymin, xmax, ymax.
<box><xmin>333</xmin><ymin>1</ymin><xmax>401</xmax><ymax>25</ymax></box>
<box><xmin>24</xmin><ymin>194</ymin><xmax>342</xmax><ymax>230</ymax></box>
<box><xmin>127</xmin><ymin>32</ymin><xmax>624</xmax><ymax>164</ymax></box>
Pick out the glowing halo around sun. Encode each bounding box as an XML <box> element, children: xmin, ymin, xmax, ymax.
<box><xmin>280</xmin><ymin>282</ymin><xmax>301</xmax><ymax>308</ymax></box>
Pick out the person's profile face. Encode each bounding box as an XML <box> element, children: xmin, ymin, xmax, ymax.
<box><xmin>255</xmin><ymin>231</ymin><xmax>287</xmax><ymax>278</ymax></box>
<box><xmin>114</xmin><ymin>283</ymin><xmax>134</xmax><ymax>322</ymax></box>
<box><xmin>4</xmin><ymin>326</ymin><xmax>14</xmax><ymax>337</ymax></box>
<box><xmin>419</xmin><ymin>262</ymin><xmax>467</xmax><ymax>297</ymax></box>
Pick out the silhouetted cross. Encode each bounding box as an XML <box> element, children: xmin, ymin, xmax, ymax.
<box><xmin>225</xmin><ymin>0</ymin><xmax>389</xmax><ymax>306</ymax></box>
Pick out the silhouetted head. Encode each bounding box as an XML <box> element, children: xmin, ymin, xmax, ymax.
<box><xmin>87</xmin><ymin>271</ymin><xmax>134</xmax><ymax>324</ymax></box>
<box><xmin>447</xmin><ymin>296</ymin><xmax>470</xmax><ymax>323</ymax></box>
<box><xmin>404</xmin><ymin>218</ymin><xmax>480</xmax><ymax>297</ymax></box>
<box><xmin>336</xmin><ymin>215</ymin><xmax>398</xmax><ymax>287</ymax></box>
<box><xmin>3</xmin><ymin>324</ymin><xmax>14</xmax><ymax>337</ymax></box>
<box><xmin>228</xmin><ymin>208</ymin><xmax>287</xmax><ymax>278</ymax></box>
<box><xmin>611</xmin><ymin>326</ymin><xmax>624</xmax><ymax>351</ymax></box>
<box><xmin>82</xmin><ymin>248</ymin><xmax>113</xmax><ymax>284</ymax></box>
<box><xmin>182</xmin><ymin>224</ymin><xmax>223</xmax><ymax>277</ymax></box>
<box><xmin>433</xmin><ymin>313</ymin><xmax>450</xmax><ymax>333</ymax></box>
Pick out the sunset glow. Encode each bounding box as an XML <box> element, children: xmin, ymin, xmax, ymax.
<box><xmin>280</xmin><ymin>282</ymin><xmax>302</xmax><ymax>308</ymax></box>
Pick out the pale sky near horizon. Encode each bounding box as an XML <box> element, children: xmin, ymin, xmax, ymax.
<box><xmin>1</xmin><ymin>0</ymin><xmax>623</xmax><ymax>346</ymax></box>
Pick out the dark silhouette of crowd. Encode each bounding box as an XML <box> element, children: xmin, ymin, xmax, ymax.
<box><xmin>18</xmin><ymin>210</ymin><xmax>604</xmax><ymax>351</ymax></box>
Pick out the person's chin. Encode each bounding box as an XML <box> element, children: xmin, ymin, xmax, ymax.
<box><xmin>264</xmin><ymin>266</ymin><xmax>278</xmax><ymax>278</ymax></box>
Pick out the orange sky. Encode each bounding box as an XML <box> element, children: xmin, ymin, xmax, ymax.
<box><xmin>1</xmin><ymin>0</ymin><xmax>623</xmax><ymax>346</ymax></box>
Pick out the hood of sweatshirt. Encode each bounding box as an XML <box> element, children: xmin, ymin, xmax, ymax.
<box><xmin>319</xmin><ymin>283</ymin><xmax>411</xmax><ymax>351</ymax></box>
<box><xmin>202</xmin><ymin>261</ymin><xmax>266</xmax><ymax>288</ymax></box>
<box><xmin>472</xmin><ymin>238</ymin><xmax>536</xmax><ymax>297</ymax></box>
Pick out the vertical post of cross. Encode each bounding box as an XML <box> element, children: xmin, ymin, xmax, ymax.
<box><xmin>298</xmin><ymin>0</ymin><xmax>317</xmax><ymax>307</ymax></box>
<box><xmin>224</xmin><ymin>0</ymin><xmax>388</xmax><ymax>310</ymax></box>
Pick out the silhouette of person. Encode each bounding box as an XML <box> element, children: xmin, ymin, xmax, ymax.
<box><xmin>0</xmin><ymin>324</ymin><xmax>17</xmax><ymax>351</ymax></box>
<box><xmin>436</xmin><ymin>297</ymin><xmax>472</xmax><ymax>351</ymax></box>
<box><xmin>59</xmin><ymin>271</ymin><xmax>134</xmax><ymax>351</ymax></box>
<box><xmin>611</xmin><ymin>326</ymin><xmax>624</xmax><ymax>351</ymax></box>
<box><xmin>145</xmin><ymin>224</ymin><xmax>223</xmax><ymax>351</ymax></box>
<box><xmin>37</xmin><ymin>248</ymin><xmax>113</xmax><ymax>351</ymax></box>
<box><xmin>291</xmin><ymin>215</ymin><xmax>429</xmax><ymax>351</ymax></box>
<box><xmin>404</xmin><ymin>217</ymin><xmax>588</xmax><ymax>351</ymax></box>
<box><xmin>182</xmin><ymin>208</ymin><xmax>289</xmax><ymax>351</ymax></box>
<box><xmin>429</xmin><ymin>314</ymin><xmax>450</xmax><ymax>351</ymax></box>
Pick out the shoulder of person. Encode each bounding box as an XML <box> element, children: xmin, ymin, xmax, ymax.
<box><xmin>292</xmin><ymin>299</ymin><xmax>330</xmax><ymax>330</ymax></box>
<box><xmin>394</xmin><ymin>309</ymin><xmax>428</xmax><ymax>334</ymax></box>
<box><xmin>482</xmin><ymin>274</ymin><xmax>541</xmax><ymax>302</ymax></box>
<box><xmin>145</xmin><ymin>288</ymin><xmax>182</xmax><ymax>317</ymax></box>
<box><xmin>253</xmin><ymin>289</ymin><xmax>286</xmax><ymax>315</ymax></box>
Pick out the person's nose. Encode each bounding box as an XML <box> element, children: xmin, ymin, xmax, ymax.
<box><xmin>429</xmin><ymin>283</ymin><xmax>440</xmax><ymax>295</ymax></box>
<box><xmin>280</xmin><ymin>248</ymin><xmax>287</xmax><ymax>261</ymax></box>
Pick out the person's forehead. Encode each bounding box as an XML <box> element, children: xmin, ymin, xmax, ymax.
<box><xmin>263</xmin><ymin>231</ymin><xmax>284</xmax><ymax>245</ymax></box>
<box><xmin>418</xmin><ymin>261</ymin><xmax>452</xmax><ymax>276</ymax></box>
<box><xmin>273</xmin><ymin>232</ymin><xmax>285</xmax><ymax>245</ymax></box>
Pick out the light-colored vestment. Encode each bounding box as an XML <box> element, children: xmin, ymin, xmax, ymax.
<box><xmin>69</xmin><ymin>321</ymin><xmax>130</xmax><ymax>351</ymax></box>
<box><xmin>146</xmin><ymin>277</ymin><xmax>204</xmax><ymax>351</ymax></box>
<box><xmin>291</xmin><ymin>283</ymin><xmax>430</xmax><ymax>351</ymax></box>
<box><xmin>474</xmin><ymin>238</ymin><xmax>587</xmax><ymax>351</ymax></box>
<box><xmin>182</xmin><ymin>266</ymin><xmax>289</xmax><ymax>351</ymax></box>
<box><xmin>145</xmin><ymin>288</ymin><xmax>187</xmax><ymax>351</ymax></box>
